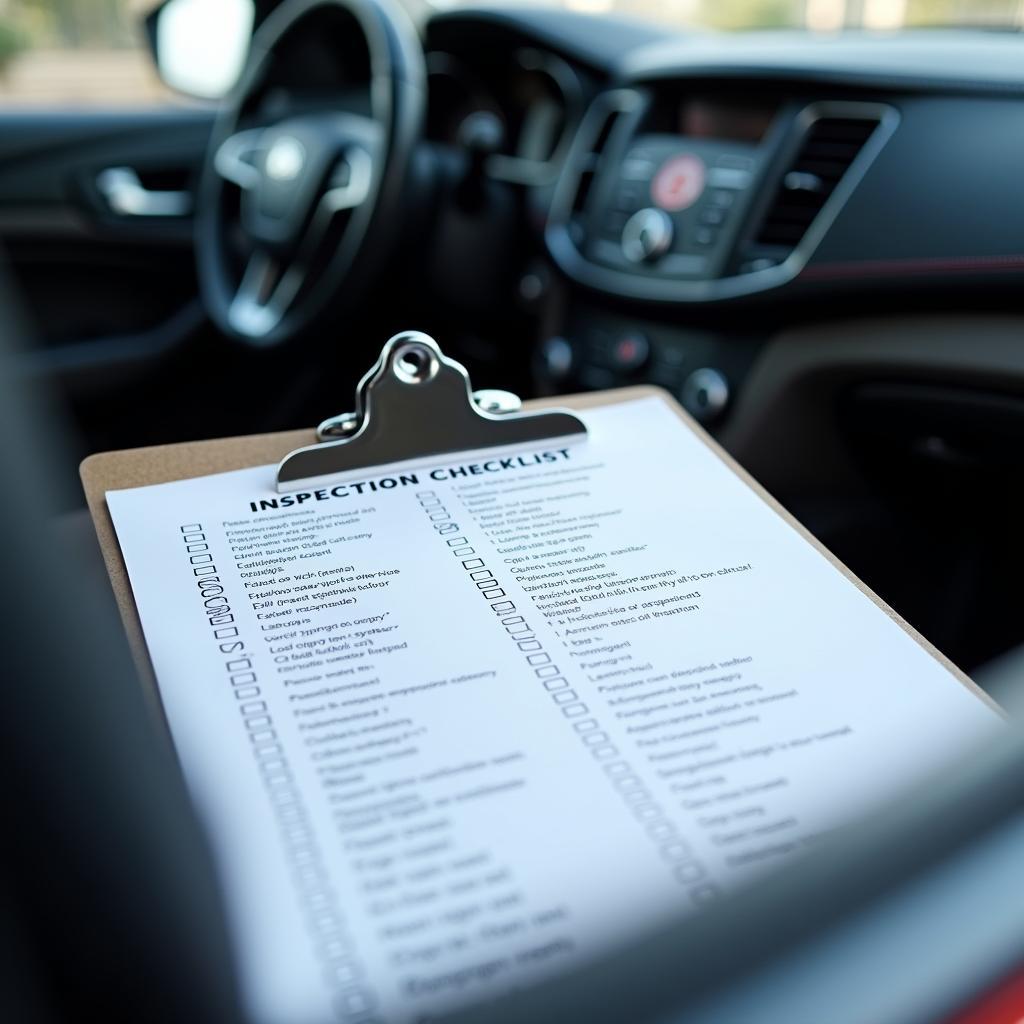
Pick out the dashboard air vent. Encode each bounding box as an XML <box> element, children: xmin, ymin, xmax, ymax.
<box><xmin>565</xmin><ymin>100</ymin><xmax>627</xmax><ymax>244</ymax></box>
<box><xmin>754</xmin><ymin>115</ymin><xmax>881</xmax><ymax>251</ymax></box>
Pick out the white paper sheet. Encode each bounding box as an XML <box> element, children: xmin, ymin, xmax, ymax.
<box><xmin>107</xmin><ymin>396</ymin><xmax>1001</xmax><ymax>1024</ymax></box>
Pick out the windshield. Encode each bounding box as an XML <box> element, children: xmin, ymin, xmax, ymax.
<box><xmin>433</xmin><ymin>0</ymin><xmax>1024</xmax><ymax>32</ymax></box>
<box><xmin>1</xmin><ymin>0</ymin><xmax>1022</xmax><ymax>111</ymax></box>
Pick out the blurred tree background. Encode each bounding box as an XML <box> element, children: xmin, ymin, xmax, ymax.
<box><xmin>0</xmin><ymin>0</ymin><xmax>1017</xmax><ymax>106</ymax></box>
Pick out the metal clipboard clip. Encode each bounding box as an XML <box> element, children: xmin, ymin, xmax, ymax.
<box><xmin>276</xmin><ymin>331</ymin><xmax>587</xmax><ymax>491</ymax></box>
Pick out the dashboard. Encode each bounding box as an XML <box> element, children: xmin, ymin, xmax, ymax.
<box><xmin>422</xmin><ymin>10</ymin><xmax>1024</xmax><ymax>423</ymax></box>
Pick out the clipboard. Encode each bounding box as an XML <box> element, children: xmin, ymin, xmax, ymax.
<box><xmin>81</xmin><ymin>330</ymin><xmax>996</xmax><ymax>714</ymax></box>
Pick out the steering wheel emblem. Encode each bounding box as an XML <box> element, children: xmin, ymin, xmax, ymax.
<box><xmin>265</xmin><ymin>136</ymin><xmax>306</xmax><ymax>182</ymax></box>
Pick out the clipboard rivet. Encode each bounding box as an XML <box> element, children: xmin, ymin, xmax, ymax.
<box><xmin>393</xmin><ymin>342</ymin><xmax>439</xmax><ymax>385</ymax></box>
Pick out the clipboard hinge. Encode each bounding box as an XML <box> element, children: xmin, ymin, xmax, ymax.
<box><xmin>277</xmin><ymin>331</ymin><xmax>587</xmax><ymax>491</ymax></box>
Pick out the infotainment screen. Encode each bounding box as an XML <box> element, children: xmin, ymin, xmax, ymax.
<box><xmin>679</xmin><ymin>97</ymin><xmax>779</xmax><ymax>143</ymax></box>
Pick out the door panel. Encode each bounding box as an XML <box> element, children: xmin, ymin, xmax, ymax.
<box><xmin>0</xmin><ymin>109</ymin><xmax>213</xmax><ymax>345</ymax></box>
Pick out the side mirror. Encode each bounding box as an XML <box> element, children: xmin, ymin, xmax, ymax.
<box><xmin>147</xmin><ymin>0</ymin><xmax>255</xmax><ymax>101</ymax></box>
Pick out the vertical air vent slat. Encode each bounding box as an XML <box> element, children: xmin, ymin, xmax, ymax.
<box><xmin>570</xmin><ymin>107</ymin><xmax>621</xmax><ymax>221</ymax></box>
<box><xmin>561</xmin><ymin>97</ymin><xmax>630</xmax><ymax>245</ymax></box>
<box><xmin>754</xmin><ymin>115</ymin><xmax>880</xmax><ymax>251</ymax></box>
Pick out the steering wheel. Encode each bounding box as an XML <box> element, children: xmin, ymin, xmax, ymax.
<box><xmin>195</xmin><ymin>0</ymin><xmax>425</xmax><ymax>346</ymax></box>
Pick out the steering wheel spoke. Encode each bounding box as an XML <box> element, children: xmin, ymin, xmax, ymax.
<box><xmin>322</xmin><ymin>146</ymin><xmax>374</xmax><ymax>213</ymax></box>
<box><xmin>227</xmin><ymin>249</ymin><xmax>300</xmax><ymax>340</ymax></box>
<box><xmin>214</xmin><ymin>128</ymin><xmax>265</xmax><ymax>190</ymax></box>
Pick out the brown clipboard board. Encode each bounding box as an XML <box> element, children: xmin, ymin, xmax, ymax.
<box><xmin>81</xmin><ymin>382</ymin><xmax>999</xmax><ymax>717</ymax></box>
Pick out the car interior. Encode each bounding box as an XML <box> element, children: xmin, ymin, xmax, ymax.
<box><xmin>3</xmin><ymin>0</ymin><xmax>1024</xmax><ymax>1020</ymax></box>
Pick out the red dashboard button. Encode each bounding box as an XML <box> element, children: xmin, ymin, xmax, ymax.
<box><xmin>652</xmin><ymin>153</ymin><xmax>706</xmax><ymax>212</ymax></box>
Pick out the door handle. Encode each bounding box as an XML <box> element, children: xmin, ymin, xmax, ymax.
<box><xmin>96</xmin><ymin>167</ymin><xmax>192</xmax><ymax>217</ymax></box>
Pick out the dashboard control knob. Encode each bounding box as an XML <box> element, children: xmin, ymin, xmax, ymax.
<box><xmin>540</xmin><ymin>336</ymin><xmax>574</xmax><ymax>380</ymax></box>
<box><xmin>682</xmin><ymin>367</ymin><xmax>729</xmax><ymax>422</ymax></box>
<box><xmin>621</xmin><ymin>208</ymin><xmax>674</xmax><ymax>264</ymax></box>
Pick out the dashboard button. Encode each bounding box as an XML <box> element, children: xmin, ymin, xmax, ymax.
<box><xmin>652</xmin><ymin>153</ymin><xmax>706</xmax><ymax>212</ymax></box>
<box><xmin>700</xmin><ymin>206</ymin><xmax>726</xmax><ymax>226</ymax></box>
<box><xmin>540</xmin><ymin>336</ymin><xmax>574</xmax><ymax>380</ymax></box>
<box><xmin>707</xmin><ymin>166</ymin><xmax>752</xmax><ymax>190</ymax></box>
<box><xmin>616</xmin><ymin>181</ymin><xmax>645</xmax><ymax>209</ymax></box>
<box><xmin>610</xmin><ymin>333</ymin><xmax>650</xmax><ymax>373</ymax></box>
<box><xmin>621</xmin><ymin>207</ymin><xmax>674</xmax><ymax>263</ymax></box>
<box><xmin>693</xmin><ymin>226</ymin><xmax>717</xmax><ymax>247</ymax></box>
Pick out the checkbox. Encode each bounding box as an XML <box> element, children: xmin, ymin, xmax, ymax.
<box><xmin>189</xmin><ymin>553</ymin><xmax>213</xmax><ymax>564</ymax></box>
<box><xmin>259</xmin><ymin>757</ymin><xmax>288</xmax><ymax>774</ymax></box>
<box><xmin>231</xmin><ymin>672</ymin><xmax>257</xmax><ymax>685</ymax></box>
<box><xmin>278</xmin><ymin>803</ymin><xmax>304</xmax><ymax>824</ymax></box>
<box><xmin>186</xmin><ymin>543</ymin><xmax>208</xmax><ymax>553</ymax></box>
<box><xmin>603</xmin><ymin>760</ymin><xmax>631</xmax><ymax>776</ymax></box>
<box><xmin>414</xmin><ymin>490</ymin><xmax>436</xmax><ymax>499</ymax></box>
<box><xmin>482</xmin><ymin>588</ymin><xmax>505</xmax><ymax>599</ymax></box>
<box><xmin>552</xmin><ymin>689</ymin><xmax>578</xmax><ymax>705</ymax></box>
<box><xmin>501</xmin><ymin>615</ymin><xmax>525</xmax><ymax>626</ymax></box>
<box><xmin>252</xmin><ymin>741</ymin><xmax>283</xmax><ymax>759</ymax></box>
<box><xmin>214</xmin><ymin>626</ymin><xmax>239</xmax><ymax>639</ymax></box>
<box><xmin>234</xmin><ymin>686</ymin><xmax>260</xmax><ymax>699</ymax></box>
<box><xmin>306</xmin><ymin>891</ymin><xmax>331</xmax><ymax>910</ymax></box>
<box><xmin>293</xmin><ymin>864</ymin><xmax>321</xmax><ymax>888</ymax></box>
<box><xmin>544</xmin><ymin>677</ymin><xmax>569</xmax><ymax>691</ymax></box>
<box><xmin>193</xmin><ymin>565</ymin><xmax>216</xmax><ymax>576</ymax></box>
<box><xmin>614</xmin><ymin>775</ymin><xmax>643</xmax><ymax>792</ymax></box>
<box><xmin>527</xmin><ymin>652</ymin><xmax>551</xmax><ymax>666</ymax></box>
<box><xmin>183</xmin><ymin>533</ymin><xmax>204</xmax><ymax>543</ymax></box>
<box><xmin>535</xmin><ymin>665</ymin><xmax>559</xmax><ymax>678</ymax></box>
<box><xmin>646</xmin><ymin>820</ymin><xmax>675</xmax><ymax>841</ymax></box>
<box><xmin>419</xmin><ymin>497</ymin><xmax>441</xmax><ymax>507</ymax></box>
<box><xmin>245</xmin><ymin>716</ymin><xmax>272</xmax><ymax>730</ymax></box>
<box><xmin>591</xmin><ymin>743</ymin><xmax>618</xmax><ymax>758</ymax></box>
<box><xmin>470</xmin><ymin>570</ymin><xmax>493</xmax><ymax>581</ymax></box>
<box><xmin>632</xmin><ymin>802</ymin><xmax>662</xmax><ymax>821</ymax></box>
<box><xmin>623</xmin><ymin>788</ymin><xmax>648</xmax><ymax>804</ymax></box>
<box><xmin>249</xmin><ymin>729</ymin><xmax>276</xmax><ymax>744</ymax></box>
<box><xmin>321</xmin><ymin>938</ymin><xmax>349</xmax><ymax>960</ymax></box>
<box><xmin>337</xmin><ymin>990</ymin><xmax>373</xmax><ymax>1015</ymax></box>
<box><xmin>330</xmin><ymin>963</ymin><xmax>360</xmax><ymax>985</ymax></box>
<box><xmin>475</xmin><ymin>578</ymin><xmax>496</xmax><ymax>589</ymax></box>
<box><xmin>674</xmin><ymin>861</ymin><xmax>706</xmax><ymax>885</ymax></box>
<box><xmin>517</xmin><ymin>639</ymin><xmax>541</xmax><ymax>652</ymax></box>
<box><xmin>660</xmin><ymin>841</ymin><xmax>692</xmax><ymax>862</ymax></box>
<box><xmin>241</xmin><ymin>701</ymin><xmax>268</xmax><ymax>715</ymax></box>
<box><xmin>492</xmin><ymin>601</ymin><xmax>515</xmax><ymax>612</ymax></box>
<box><xmin>581</xmin><ymin>730</ymin><xmax>607</xmax><ymax>745</ymax></box>
<box><xmin>446</xmin><ymin>537</ymin><xmax>468</xmax><ymax>546</ymax></box>
<box><xmin>462</xmin><ymin>558</ymin><xmax>485</xmax><ymax>569</ymax></box>
<box><xmin>572</xmin><ymin>718</ymin><xmax>599</xmax><ymax>733</ymax></box>
<box><xmin>438</xmin><ymin>523</ymin><xmax>458</xmax><ymax>535</ymax></box>
<box><xmin>454</xmin><ymin>547</ymin><xmax>475</xmax><ymax>557</ymax></box>
<box><xmin>561</xmin><ymin>702</ymin><xmax>589</xmax><ymax>718</ymax></box>
<box><xmin>180</xmin><ymin>523</ymin><xmax>202</xmax><ymax>533</ymax></box>
<box><xmin>227</xmin><ymin>658</ymin><xmax>252</xmax><ymax>672</ymax></box>
<box><xmin>506</xmin><ymin>621</ymin><xmax>531</xmax><ymax>634</ymax></box>
<box><xmin>690</xmin><ymin>883</ymin><xmax>721</xmax><ymax>906</ymax></box>
<box><xmin>310</xmin><ymin>908</ymin><xmax>338</xmax><ymax>929</ymax></box>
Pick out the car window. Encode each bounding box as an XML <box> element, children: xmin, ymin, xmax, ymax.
<box><xmin>0</xmin><ymin>0</ymin><xmax>177</xmax><ymax>107</ymax></box>
<box><xmin>432</xmin><ymin>0</ymin><xmax>1024</xmax><ymax>32</ymax></box>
